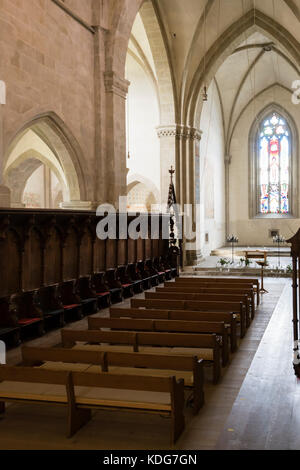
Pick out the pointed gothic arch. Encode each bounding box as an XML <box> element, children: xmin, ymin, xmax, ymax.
<box><xmin>4</xmin><ymin>112</ymin><xmax>87</xmax><ymax>203</ymax></box>
<box><xmin>248</xmin><ymin>102</ymin><xmax>299</xmax><ymax>219</ymax></box>
<box><xmin>185</xmin><ymin>8</ymin><xmax>300</xmax><ymax>127</ymax></box>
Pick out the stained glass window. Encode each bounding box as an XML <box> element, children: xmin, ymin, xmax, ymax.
<box><xmin>258</xmin><ymin>113</ymin><xmax>290</xmax><ymax>214</ymax></box>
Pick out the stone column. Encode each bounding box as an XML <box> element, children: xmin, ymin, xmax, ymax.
<box><xmin>104</xmin><ymin>71</ymin><xmax>130</xmax><ymax>208</ymax></box>
<box><xmin>156</xmin><ymin>125</ymin><xmax>202</xmax><ymax>266</ymax></box>
<box><xmin>0</xmin><ymin>80</ymin><xmax>11</xmax><ymax>207</ymax></box>
<box><xmin>181</xmin><ymin>127</ymin><xmax>202</xmax><ymax>266</ymax></box>
<box><xmin>189</xmin><ymin>127</ymin><xmax>202</xmax><ymax>264</ymax></box>
<box><xmin>225</xmin><ymin>154</ymin><xmax>232</xmax><ymax>238</ymax></box>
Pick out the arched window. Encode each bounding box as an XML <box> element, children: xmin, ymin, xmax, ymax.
<box><xmin>258</xmin><ymin>113</ymin><xmax>290</xmax><ymax>215</ymax></box>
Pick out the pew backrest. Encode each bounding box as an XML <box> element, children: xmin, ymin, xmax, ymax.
<box><xmin>88</xmin><ymin>316</ymin><xmax>227</xmax><ymax>335</ymax></box>
<box><xmin>61</xmin><ymin>328</ymin><xmax>219</xmax><ymax>350</ymax></box>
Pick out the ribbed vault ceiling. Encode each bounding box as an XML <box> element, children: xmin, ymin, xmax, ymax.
<box><xmin>129</xmin><ymin>0</ymin><xmax>300</xmax><ymax>130</ymax></box>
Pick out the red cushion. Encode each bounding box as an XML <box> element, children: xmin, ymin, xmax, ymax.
<box><xmin>63</xmin><ymin>304</ymin><xmax>80</xmax><ymax>309</ymax></box>
<box><xmin>18</xmin><ymin>318</ymin><xmax>40</xmax><ymax>326</ymax></box>
<box><xmin>97</xmin><ymin>292</ymin><xmax>110</xmax><ymax>296</ymax></box>
<box><xmin>122</xmin><ymin>284</ymin><xmax>132</xmax><ymax>288</ymax></box>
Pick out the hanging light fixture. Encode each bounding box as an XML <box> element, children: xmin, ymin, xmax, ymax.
<box><xmin>202</xmin><ymin>4</ymin><xmax>208</xmax><ymax>102</ymax></box>
<box><xmin>126</xmin><ymin>94</ymin><xmax>130</xmax><ymax>159</ymax></box>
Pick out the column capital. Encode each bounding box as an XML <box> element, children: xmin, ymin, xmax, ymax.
<box><xmin>156</xmin><ymin>125</ymin><xmax>202</xmax><ymax>140</ymax></box>
<box><xmin>104</xmin><ymin>71</ymin><xmax>130</xmax><ymax>99</ymax></box>
<box><xmin>156</xmin><ymin>125</ymin><xmax>178</xmax><ymax>138</ymax></box>
<box><xmin>190</xmin><ymin>127</ymin><xmax>202</xmax><ymax>141</ymax></box>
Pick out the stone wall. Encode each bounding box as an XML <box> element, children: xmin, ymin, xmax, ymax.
<box><xmin>229</xmin><ymin>86</ymin><xmax>300</xmax><ymax>245</ymax></box>
<box><xmin>0</xmin><ymin>0</ymin><xmax>95</xmax><ymax>201</ymax></box>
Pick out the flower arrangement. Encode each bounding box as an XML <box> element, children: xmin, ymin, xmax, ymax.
<box><xmin>217</xmin><ymin>258</ymin><xmax>231</xmax><ymax>268</ymax></box>
<box><xmin>239</xmin><ymin>257</ymin><xmax>252</xmax><ymax>267</ymax></box>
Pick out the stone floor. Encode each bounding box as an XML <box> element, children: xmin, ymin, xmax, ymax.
<box><xmin>0</xmin><ymin>278</ymin><xmax>292</xmax><ymax>450</ymax></box>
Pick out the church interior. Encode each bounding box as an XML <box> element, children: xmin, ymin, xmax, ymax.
<box><xmin>1</xmin><ymin>0</ymin><xmax>300</xmax><ymax>452</ymax></box>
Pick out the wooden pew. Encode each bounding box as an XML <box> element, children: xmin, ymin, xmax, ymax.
<box><xmin>91</xmin><ymin>272</ymin><xmax>111</xmax><ymax>309</ymax></box>
<box><xmin>131</xmin><ymin>298</ymin><xmax>247</xmax><ymax>338</ymax></box>
<box><xmin>110</xmin><ymin>307</ymin><xmax>238</xmax><ymax>353</ymax></box>
<box><xmin>88</xmin><ymin>316</ymin><xmax>230</xmax><ymax>367</ymax></box>
<box><xmin>58</xmin><ymin>281</ymin><xmax>83</xmax><ymax>322</ymax></box>
<box><xmin>21</xmin><ymin>346</ymin><xmax>205</xmax><ymax>414</ymax></box>
<box><xmin>110</xmin><ymin>308</ymin><xmax>237</xmax><ymax>353</ymax></box>
<box><xmin>10</xmin><ymin>291</ymin><xmax>44</xmax><ymax>339</ymax></box>
<box><xmin>160</xmin><ymin>285</ymin><xmax>255</xmax><ymax>319</ymax></box>
<box><xmin>75</xmin><ymin>277</ymin><xmax>98</xmax><ymax>315</ymax></box>
<box><xmin>0</xmin><ymin>365</ymin><xmax>185</xmax><ymax>443</ymax></box>
<box><xmin>173</xmin><ymin>279</ymin><xmax>257</xmax><ymax>308</ymax></box>
<box><xmin>175</xmin><ymin>277</ymin><xmax>260</xmax><ymax>306</ymax></box>
<box><xmin>145</xmin><ymin>292</ymin><xmax>251</xmax><ymax>327</ymax></box>
<box><xmin>61</xmin><ymin>329</ymin><xmax>222</xmax><ymax>384</ymax></box>
<box><xmin>0</xmin><ymin>365</ymin><xmax>89</xmax><ymax>437</ymax></box>
<box><xmin>0</xmin><ymin>297</ymin><xmax>21</xmax><ymax>348</ymax></box>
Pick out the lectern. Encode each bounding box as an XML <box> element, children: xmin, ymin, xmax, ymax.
<box><xmin>287</xmin><ymin>229</ymin><xmax>300</xmax><ymax>378</ymax></box>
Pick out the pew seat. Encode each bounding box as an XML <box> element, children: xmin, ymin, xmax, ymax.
<box><xmin>21</xmin><ymin>347</ymin><xmax>204</xmax><ymax>414</ymax></box>
<box><xmin>62</xmin><ymin>329</ymin><xmax>221</xmax><ymax>383</ymax></box>
<box><xmin>127</xmin><ymin>264</ymin><xmax>144</xmax><ymax>294</ymax></box>
<box><xmin>37</xmin><ymin>285</ymin><xmax>65</xmax><ymax>330</ymax></box>
<box><xmin>38</xmin><ymin>362</ymin><xmax>92</xmax><ymax>372</ymax></box>
<box><xmin>91</xmin><ymin>273</ymin><xmax>111</xmax><ymax>308</ymax></box>
<box><xmin>0</xmin><ymin>366</ymin><xmax>185</xmax><ymax>443</ymax></box>
<box><xmin>59</xmin><ymin>281</ymin><xmax>83</xmax><ymax>322</ymax></box>
<box><xmin>89</xmin><ymin>365</ymin><xmax>194</xmax><ymax>387</ymax></box>
<box><xmin>76</xmin><ymin>277</ymin><xmax>98</xmax><ymax>315</ymax></box>
<box><xmin>0</xmin><ymin>380</ymin><xmax>171</xmax><ymax>410</ymax></box>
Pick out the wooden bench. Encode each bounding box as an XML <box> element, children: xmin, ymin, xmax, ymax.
<box><xmin>75</xmin><ymin>277</ymin><xmax>98</xmax><ymax>315</ymax></box>
<box><xmin>36</xmin><ymin>285</ymin><xmax>65</xmax><ymax>329</ymax></box>
<box><xmin>110</xmin><ymin>307</ymin><xmax>238</xmax><ymax>353</ymax></box>
<box><xmin>116</xmin><ymin>265</ymin><xmax>134</xmax><ymax>298</ymax></box>
<box><xmin>173</xmin><ymin>281</ymin><xmax>259</xmax><ymax>309</ymax></box>
<box><xmin>91</xmin><ymin>272</ymin><xmax>111</xmax><ymax>309</ymax></box>
<box><xmin>161</xmin><ymin>285</ymin><xmax>255</xmax><ymax>320</ymax></box>
<box><xmin>131</xmin><ymin>298</ymin><xmax>247</xmax><ymax>338</ymax></box>
<box><xmin>145</xmin><ymin>292</ymin><xmax>251</xmax><ymax>328</ymax></box>
<box><xmin>58</xmin><ymin>280</ymin><xmax>83</xmax><ymax>322</ymax></box>
<box><xmin>88</xmin><ymin>316</ymin><xmax>230</xmax><ymax>367</ymax></box>
<box><xmin>154</xmin><ymin>257</ymin><xmax>172</xmax><ymax>281</ymax></box>
<box><xmin>106</xmin><ymin>269</ymin><xmax>123</xmax><ymax>303</ymax></box>
<box><xmin>0</xmin><ymin>297</ymin><xmax>20</xmax><ymax>348</ymax></box>
<box><xmin>10</xmin><ymin>291</ymin><xmax>44</xmax><ymax>340</ymax></box>
<box><xmin>0</xmin><ymin>365</ymin><xmax>185</xmax><ymax>443</ymax></box>
<box><xmin>127</xmin><ymin>263</ymin><xmax>144</xmax><ymax>294</ymax></box>
<box><xmin>175</xmin><ymin>277</ymin><xmax>260</xmax><ymax>305</ymax></box>
<box><xmin>61</xmin><ymin>329</ymin><xmax>222</xmax><ymax>384</ymax></box>
<box><xmin>137</xmin><ymin>261</ymin><xmax>155</xmax><ymax>290</ymax></box>
<box><xmin>21</xmin><ymin>346</ymin><xmax>204</xmax><ymax>414</ymax></box>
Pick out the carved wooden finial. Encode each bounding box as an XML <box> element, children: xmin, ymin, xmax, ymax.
<box><xmin>169</xmin><ymin>166</ymin><xmax>175</xmax><ymax>182</ymax></box>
